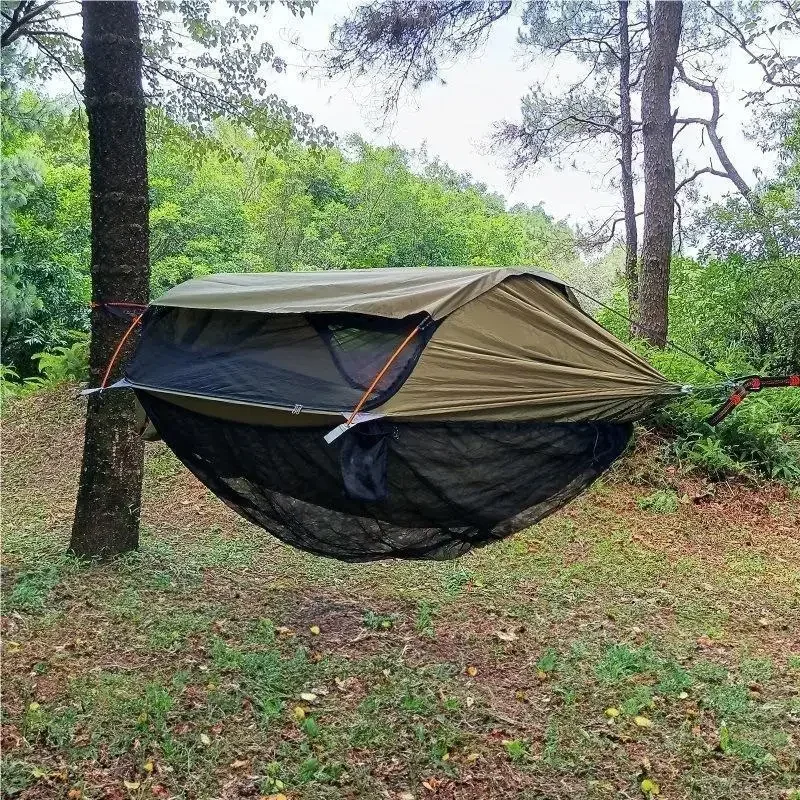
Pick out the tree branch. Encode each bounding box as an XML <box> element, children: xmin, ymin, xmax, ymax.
<box><xmin>702</xmin><ymin>0</ymin><xmax>800</xmax><ymax>93</ymax></box>
<box><xmin>675</xmin><ymin>60</ymin><xmax>752</xmax><ymax>199</ymax></box>
<box><xmin>1</xmin><ymin>0</ymin><xmax>56</xmax><ymax>48</ymax></box>
<box><xmin>674</xmin><ymin>165</ymin><xmax>728</xmax><ymax>194</ymax></box>
<box><xmin>580</xmin><ymin>209</ymin><xmax>643</xmax><ymax>248</ymax></box>
<box><xmin>28</xmin><ymin>33</ymin><xmax>83</xmax><ymax>96</ymax></box>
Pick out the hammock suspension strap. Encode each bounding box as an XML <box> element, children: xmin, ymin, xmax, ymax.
<box><xmin>707</xmin><ymin>374</ymin><xmax>800</xmax><ymax>426</ymax></box>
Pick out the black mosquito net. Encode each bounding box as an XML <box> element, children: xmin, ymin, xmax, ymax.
<box><xmin>127</xmin><ymin>307</ymin><xmax>435</xmax><ymax>413</ymax></box>
<box><xmin>138</xmin><ymin>392</ymin><xmax>632</xmax><ymax>562</ymax></box>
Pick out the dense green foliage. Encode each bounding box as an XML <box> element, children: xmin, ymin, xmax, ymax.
<box><xmin>1</xmin><ymin>92</ymin><xmax>576</xmax><ymax>377</ymax></box>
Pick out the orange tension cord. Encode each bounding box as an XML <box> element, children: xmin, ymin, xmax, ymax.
<box><xmin>345</xmin><ymin>322</ymin><xmax>425</xmax><ymax>426</ymax></box>
<box><xmin>100</xmin><ymin>311</ymin><xmax>145</xmax><ymax>390</ymax></box>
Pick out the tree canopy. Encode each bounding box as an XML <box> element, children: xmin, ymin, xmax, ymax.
<box><xmin>0</xmin><ymin>91</ymin><xmax>580</xmax><ymax>378</ymax></box>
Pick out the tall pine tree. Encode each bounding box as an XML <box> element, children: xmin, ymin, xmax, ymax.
<box><xmin>70</xmin><ymin>0</ymin><xmax>149</xmax><ymax>557</ymax></box>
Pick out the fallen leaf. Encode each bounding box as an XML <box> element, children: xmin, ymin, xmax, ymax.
<box><xmin>299</xmin><ymin>692</ymin><xmax>318</xmax><ymax>702</ymax></box>
<box><xmin>151</xmin><ymin>786</ymin><xmax>169</xmax><ymax>798</ymax></box>
<box><xmin>123</xmin><ymin>781</ymin><xmax>140</xmax><ymax>790</ymax></box>
<box><xmin>679</xmin><ymin>692</ymin><xmax>689</xmax><ymax>700</ymax></box>
<box><xmin>292</xmin><ymin>705</ymin><xmax>306</xmax><ymax>721</ymax></box>
<box><xmin>465</xmin><ymin>696</ymin><xmax>474</xmax><ymax>708</ymax></box>
<box><xmin>422</xmin><ymin>777</ymin><xmax>441</xmax><ymax>791</ymax></box>
<box><xmin>465</xmin><ymin>752</ymin><xmax>480</xmax><ymax>762</ymax></box>
<box><xmin>28</xmin><ymin>702</ymin><xmax>40</xmax><ymax>711</ymax></box>
<box><xmin>309</xmin><ymin>625</ymin><xmax>320</xmax><ymax>635</ymax></box>
<box><xmin>605</xmin><ymin>707</ymin><xmax>620</xmax><ymax>718</ymax></box>
<box><xmin>276</xmin><ymin>626</ymin><xmax>293</xmax><ymax>635</ymax></box>
<box><xmin>143</xmin><ymin>761</ymin><xmax>154</xmax><ymax>773</ymax></box>
<box><xmin>264</xmin><ymin>795</ymin><xmax>287</xmax><ymax>800</ymax></box>
<box><xmin>640</xmin><ymin>777</ymin><xmax>660</xmax><ymax>795</ymax></box>
<box><xmin>30</xmin><ymin>767</ymin><xmax>48</xmax><ymax>779</ymax></box>
<box><xmin>495</xmin><ymin>630</ymin><xmax>518</xmax><ymax>642</ymax></box>
<box><xmin>536</xmin><ymin>669</ymin><xmax>548</xmax><ymax>680</ymax></box>
<box><xmin>465</xmin><ymin>665</ymin><xmax>478</xmax><ymax>677</ymax></box>
<box><xmin>230</xmin><ymin>759</ymin><xmax>248</xmax><ymax>769</ymax></box>
<box><xmin>634</xmin><ymin>715</ymin><xmax>653</xmax><ymax>728</ymax></box>
<box><xmin>68</xmin><ymin>790</ymin><xmax>82</xmax><ymax>800</ymax></box>
<box><xmin>199</xmin><ymin>733</ymin><xmax>211</xmax><ymax>746</ymax></box>
<box><xmin>399</xmin><ymin>793</ymin><xmax>415</xmax><ymax>800</ymax></box>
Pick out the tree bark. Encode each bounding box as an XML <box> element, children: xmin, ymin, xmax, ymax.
<box><xmin>618</xmin><ymin>0</ymin><xmax>638</xmax><ymax>327</ymax></box>
<box><xmin>636</xmin><ymin>0</ymin><xmax>682</xmax><ymax>348</ymax></box>
<box><xmin>70</xmin><ymin>1</ymin><xmax>149</xmax><ymax>558</ymax></box>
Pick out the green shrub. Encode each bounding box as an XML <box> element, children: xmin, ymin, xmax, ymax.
<box><xmin>597</xmin><ymin>295</ymin><xmax>800</xmax><ymax>484</ymax></box>
<box><xmin>31</xmin><ymin>330</ymin><xmax>89</xmax><ymax>384</ymax></box>
<box><xmin>660</xmin><ymin>389</ymin><xmax>800</xmax><ymax>484</ymax></box>
<box><xmin>0</xmin><ymin>364</ymin><xmax>23</xmax><ymax>401</ymax></box>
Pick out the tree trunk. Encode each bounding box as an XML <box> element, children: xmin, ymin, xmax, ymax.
<box><xmin>70</xmin><ymin>1</ymin><xmax>149</xmax><ymax>558</ymax></box>
<box><xmin>636</xmin><ymin>0</ymin><xmax>682</xmax><ymax>348</ymax></box>
<box><xmin>618</xmin><ymin>0</ymin><xmax>638</xmax><ymax>328</ymax></box>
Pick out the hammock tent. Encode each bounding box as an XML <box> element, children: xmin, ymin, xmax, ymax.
<box><xmin>120</xmin><ymin>267</ymin><xmax>685</xmax><ymax>561</ymax></box>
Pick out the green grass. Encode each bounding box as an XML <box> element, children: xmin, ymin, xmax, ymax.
<box><xmin>3</xmin><ymin>392</ymin><xmax>800</xmax><ymax>799</ymax></box>
<box><xmin>5</xmin><ymin>560</ymin><xmax>73</xmax><ymax>611</ymax></box>
<box><xmin>637</xmin><ymin>488</ymin><xmax>680</xmax><ymax>513</ymax></box>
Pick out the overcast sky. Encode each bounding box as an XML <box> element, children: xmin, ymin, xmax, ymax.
<box><xmin>40</xmin><ymin>1</ymin><xmax>773</xmax><ymax>230</ymax></box>
<box><xmin>262</xmin><ymin>2</ymin><xmax>767</xmax><ymax>228</ymax></box>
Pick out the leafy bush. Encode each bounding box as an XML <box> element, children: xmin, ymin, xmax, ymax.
<box><xmin>31</xmin><ymin>331</ymin><xmax>89</xmax><ymax>384</ymax></box>
<box><xmin>668</xmin><ymin>253</ymin><xmax>799</xmax><ymax>373</ymax></box>
<box><xmin>598</xmin><ymin>273</ymin><xmax>800</xmax><ymax>485</ymax></box>
<box><xmin>1</xmin><ymin>332</ymin><xmax>89</xmax><ymax>398</ymax></box>
<box><xmin>648</xmin><ymin>354</ymin><xmax>798</xmax><ymax>484</ymax></box>
<box><xmin>0</xmin><ymin>365</ymin><xmax>23</xmax><ymax>400</ymax></box>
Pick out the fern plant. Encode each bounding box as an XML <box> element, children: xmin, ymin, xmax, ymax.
<box><xmin>31</xmin><ymin>331</ymin><xmax>89</xmax><ymax>384</ymax></box>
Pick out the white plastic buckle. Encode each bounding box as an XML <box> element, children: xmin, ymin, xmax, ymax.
<box><xmin>323</xmin><ymin>411</ymin><xmax>382</xmax><ymax>444</ymax></box>
<box><xmin>324</xmin><ymin>423</ymin><xmax>351</xmax><ymax>443</ymax></box>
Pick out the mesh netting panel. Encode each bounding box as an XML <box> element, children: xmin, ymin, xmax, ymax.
<box><xmin>127</xmin><ymin>308</ymin><xmax>433</xmax><ymax>413</ymax></box>
<box><xmin>139</xmin><ymin>392</ymin><xmax>632</xmax><ymax>562</ymax></box>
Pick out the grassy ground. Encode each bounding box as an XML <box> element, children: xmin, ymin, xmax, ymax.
<box><xmin>2</xmin><ymin>386</ymin><xmax>799</xmax><ymax>800</ymax></box>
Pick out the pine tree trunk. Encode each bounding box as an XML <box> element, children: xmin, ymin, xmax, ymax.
<box><xmin>70</xmin><ymin>1</ymin><xmax>149</xmax><ymax>558</ymax></box>
<box><xmin>636</xmin><ymin>0</ymin><xmax>682</xmax><ymax>348</ymax></box>
<box><xmin>618</xmin><ymin>0</ymin><xmax>638</xmax><ymax>328</ymax></box>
